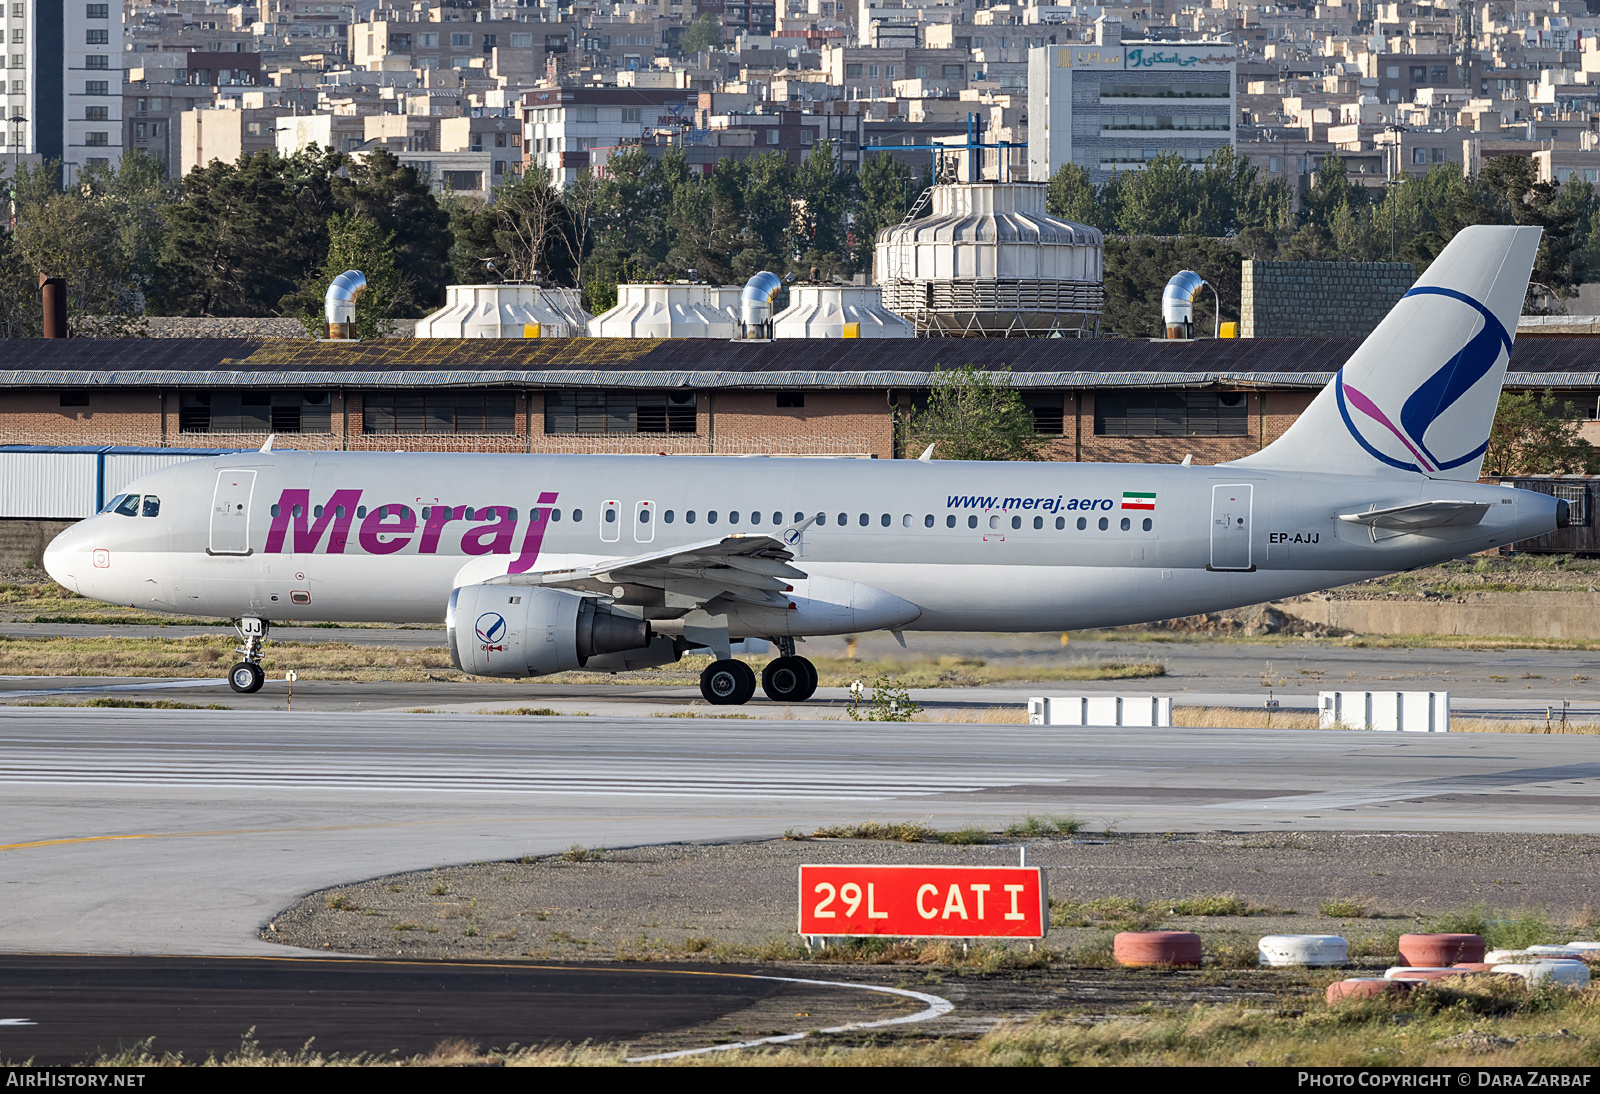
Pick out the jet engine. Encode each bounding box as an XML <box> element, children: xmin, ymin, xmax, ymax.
<box><xmin>447</xmin><ymin>584</ymin><xmax>654</xmax><ymax>677</ymax></box>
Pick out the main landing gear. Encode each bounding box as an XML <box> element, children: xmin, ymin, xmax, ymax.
<box><xmin>697</xmin><ymin>638</ymin><xmax>818</xmax><ymax>706</ymax></box>
<box><xmin>227</xmin><ymin>616</ymin><xmax>268</xmax><ymax>694</ymax></box>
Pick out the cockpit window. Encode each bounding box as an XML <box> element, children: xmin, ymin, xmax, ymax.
<box><xmin>102</xmin><ymin>494</ymin><xmax>127</xmax><ymax>514</ymax></box>
<box><xmin>141</xmin><ymin>496</ymin><xmax>161</xmax><ymax>518</ymax></box>
<box><xmin>112</xmin><ymin>494</ymin><xmax>141</xmax><ymax>517</ymax></box>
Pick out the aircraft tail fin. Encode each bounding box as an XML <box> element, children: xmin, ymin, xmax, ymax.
<box><xmin>1230</xmin><ymin>224</ymin><xmax>1541</xmax><ymax>481</ymax></box>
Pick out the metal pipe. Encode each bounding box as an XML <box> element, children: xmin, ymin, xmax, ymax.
<box><xmin>739</xmin><ymin>271</ymin><xmax>782</xmax><ymax>339</ymax></box>
<box><xmin>324</xmin><ymin>270</ymin><xmax>367</xmax><ymax>340</ymax></box>
<box><xmin>39</xmin><ymin>275</ymin><xmax>67</xmax><ymax>338</ymax></box>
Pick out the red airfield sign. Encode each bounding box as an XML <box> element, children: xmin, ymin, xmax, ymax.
<box><xmin>797</xmin><ymin>865</ymin><xmax>1048</xmax><ymax>939</ymax></box>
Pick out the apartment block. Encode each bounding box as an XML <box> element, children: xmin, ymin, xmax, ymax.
<box><xmin>2</xmin><ymin>0</ymin><xmax>124</xmax><ymax>181</ymax></box>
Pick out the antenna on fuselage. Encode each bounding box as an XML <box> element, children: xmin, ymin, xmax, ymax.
<box><xmin>260</xmin><ymin>435</ymin><xmax>276</xmax><ymax>452</ymax></box>
<box><xmin>917</xmin><ymin>444</ymin><xmax>935</xmax><ymax>462</ymax></box>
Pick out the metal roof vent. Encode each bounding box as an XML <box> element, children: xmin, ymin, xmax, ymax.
<box><xmin>1161</xmin><ymin>270</ymin><xmax>1216</xmax><ymax>340</ymax></box>
<box><xmin>324</xmin><ymin>270</ymin><xmax>367</xmax><ymax>340</ymax></box>
<box><xmin>739</xmin><ymin>271</ymin><xmax>783</xmax><ymax>339</ymax></box>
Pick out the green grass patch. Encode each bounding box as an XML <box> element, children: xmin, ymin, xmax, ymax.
<box><xmin>1427</xmin><ymin>903</ymin><xmax>1558</xmax><ymax>951</ymax></box>
<box><xmin>1319</xmin><ymin>898</ymin><xmax>1371</xmax><ymax>918</ymax></box>
<box><xmin>1004</xmin><ymin>813</ymin><xmax>1085</xmax><ymax>837</ymax></box>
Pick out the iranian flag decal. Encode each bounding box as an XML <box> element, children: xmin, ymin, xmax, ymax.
<box><xmin>1122</xmin><ymin>492</ymin><xmax>1156</xmax><ymax>511</ymax></box>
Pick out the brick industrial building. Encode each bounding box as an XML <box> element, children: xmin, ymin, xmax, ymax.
<box><xmin>4</xmin><ymin>334</ymin><xmax>1600</xmax><ymax>466</ymax></box>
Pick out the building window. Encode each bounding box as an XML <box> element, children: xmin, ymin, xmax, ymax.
<box><xmin>85</xmin><ymin>106</ymin><xmax>107</xmax><ymax>121</ymax></box>
<box><xmin>846</xmin><ymin>63</ymin><xmax>861</xmax><ymax>78</ymax></box>
<box><xmin>419</xmin><ymin>32</ymin><xmax>438</xmax><ymax>47</ymax></box>
<box><xmin>85</xmin><ymin>55</ymin><xmax>108</xmax><ymax>69</ymax></box>
<box><xmin>86</xmin><ymin>29</ymin><xmax>109</xmax><ymax>45</ymax></box>
<box><xmin>86</xmin><ymin>3</ymin><xmax>108</xmax><ymax>16</ymax></box>
<box><xmin>9</xmin><ymin>55</ymin><xmax>22</xmax><ymax>69</ymax></box>
<box><xmin>11</xmin><ymin>30</ymin><xmax>21</xmax><ymax>44</ymax></box>
<box><xmin>135</xmin><ymin>122</ymin><xmax>146</xmax><ymax>138</ymax></box>
<box><xmin>363</xmin><ymin>392</ymin><xmax>515</xmax><ymax>434</ymax></box>
<box><xmin>85</xmin><ymin>80</ymin><xmax>107</xmax><ymax>94</ymax></box>
<box><xmin>1431</xmin><ymin>147</ymin><xmax>1445</xmax><ymax>163</ymax></box>
<box><xmin>1023</xmin><ymin>393</ymin><xmax>1064</xmax><ymax>435</ymax></box>
<box><xmin>544</xmin><ymin>391</ymin><xmax>696</xmax><ymax>434</ymax></box>
<box><xmin>511</xmin><ymin>33</ymin><xmax>532</xmax><ymax>47</ymax></box>
<box><xmin>180</xmin><ymin>391</ymin><xmax>333</xmax><ymax>434</ymax></box>
<box><xmin>621</xmin><ymin>107</ymin><xmax>639</xmax><ymax>123</ymax></box>
<box><xmin>1409</xmin><ymin>66</ymin><xmax>1425</xmax><ymax>82</ymax></box>
<box><xmin>1094</xmin><ymin>392</ymin><xmax>1247</xmax><ymax>436</ymax></box>
<box><xmin>84</xmin><ymin>132</ymin><xmax>107</xmax><ymax>145</ymax></box>
<box><xmin>766</xmin><ymin>128</ymin><xmax>779</xmax><ymax>144</ymax></box>
<box><xmin>450</xmin><ymin>33</ymin><xmax>471</xmax><ymax>47</ymax></box>
<box><xmin>1412</xmin><ymin>147</ymin><xmax>1426</xmax><ymax>164</ymax></box>
<box><xmin>942</xmin><ymin>64</ymin><xmax>962</xmax><ymax>79</ymax></box>
<box><xmin>1430</xmin><ymin>66</ymin><xmax>1448</xmax><ymax>82</ymax></box>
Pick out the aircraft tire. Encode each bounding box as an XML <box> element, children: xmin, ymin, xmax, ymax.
<box><xmin>228</xmin><ymin>661</ymin><xmax>265</xmax><ymax>694</ymax></box>
<box><xmin>701</xmin><ymin>659</ymin><xmax>756</xmax><ymax>705</ymax></box>
<box><xmin>761</xmin><ymin>656</ymin><xmax>817</xmax><ymax>703</ymax></box>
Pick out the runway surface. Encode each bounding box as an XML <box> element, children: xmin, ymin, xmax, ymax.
<box><xmin>3</xmin><ymin>708</ymin><xmax>1600</xmax><ymax>960</ymax></box>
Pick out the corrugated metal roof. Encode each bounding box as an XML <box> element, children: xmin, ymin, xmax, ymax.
<box><xmin>0</xmin><ymin>335</ymin><xmax>1597</xmax><ymax>388</ymax></box>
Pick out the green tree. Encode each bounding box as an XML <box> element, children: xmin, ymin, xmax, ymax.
<box><xmin>153</xmin><ymin>147</ymin><xmax>339</xmax><ymax>317</ymax></box>
<box><xmin>790</xmin><ymin>139</ymin><xmax>855</xmax><ymax>276</ymax></box>
<box><xmin>1484</xmin><ymin>391</ymin><xmax>1598</xmax><ymax>476</ymax></box>
<box><xmin>333</xmin><ymin>149</ymin><xmax>450</xmax><ymax>313</ymax></box>
<box><xmin>1045</xmin><ymin>161</ymin><xmax>1104</xmax><ymax>228</ymax></box>
<box><xmin>283</xmin><ymin>212</ymin><xmax>407</xmax><ymax>339</ymax></box>
<box><xmin>678</xmin><ymin>13</ymin><xmax>722</xmax><ymax>54</ymax></box>
<box><xmin>849</xmin><ymin>152</ymin><xmax>916</xmax><ymax>271</ymax></box>
<box><xmin>1</xmin><ymin>152</ymin><xmax>173</xmax><ymax>336</ymax></box>
<box><xmin>451</xmin><ymin>165</ymin><xmax>573</xmax><ymax>284</ymax></box>
<box><xmin>897</xmin><ymin>365</ymin><xmax>1044</xmax><ymax>462</ymax></box>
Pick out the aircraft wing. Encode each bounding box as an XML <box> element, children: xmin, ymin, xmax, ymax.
<box><xmin>487</xmin><ymin>520</ymin><xmax>813</xmax><ymax>609</ymax></box>
<box><xmin>1338</xmin><ymin>501</ymin><xmax>1492</xmax><ymax>531</ymax></box>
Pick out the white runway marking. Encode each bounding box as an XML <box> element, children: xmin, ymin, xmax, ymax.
<box><xmin>627</xmin><ymin>976</ymin><xmax>955</xmax><ymax>1063</ymax></box>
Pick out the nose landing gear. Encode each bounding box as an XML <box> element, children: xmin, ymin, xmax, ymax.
<box><xmin>227</xmin><ymin>616</ymin><xmax>269</xmax><ymax>694</ymax></box>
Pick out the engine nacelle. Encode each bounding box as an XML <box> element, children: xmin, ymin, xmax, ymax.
<box><xmin>447</xmin><ymin>584</ymin><xmax>650</xmax><ymax>678</ymax></box>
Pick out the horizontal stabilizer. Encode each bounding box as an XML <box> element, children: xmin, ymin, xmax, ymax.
<box><xmin>1338</xmin><ymin>500</ymin><xmax>1491</xmax><ymax>532</ymax></box>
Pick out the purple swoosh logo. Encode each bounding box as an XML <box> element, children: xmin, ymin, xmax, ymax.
<box><xmin>1342</xmin><ymin>381</ymin><xmax>1437</xmax><ymax>473</ymax></box>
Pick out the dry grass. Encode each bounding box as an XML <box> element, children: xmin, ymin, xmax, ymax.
<box><xmin>0</xmin><ymin>637</ymin><xmax>1162</xmax><ymax>688</ymax></box>
<box><xmin>0</xmin><ymin>635</ymin><xmax>464</xmax><ymax>682</ymax></box>
<box><xmin>76</xmin><ymin>977</ymin><xmax>1600</xmax><ymax>1067</ymax></box>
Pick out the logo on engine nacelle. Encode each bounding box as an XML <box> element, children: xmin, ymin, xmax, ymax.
<box><xmin>475</xmin><ymin>612</ymin><xmax>508</xmax><ymax>645</ymax></box>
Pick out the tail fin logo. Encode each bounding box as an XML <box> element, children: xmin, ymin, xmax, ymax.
<box><xmin>1335</xmin><ymin>286</ymin><xmax>1513</xmax><ymax>474</ymax></box>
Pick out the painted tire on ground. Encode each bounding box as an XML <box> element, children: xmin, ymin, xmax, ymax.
<box><xmin>1451</xmin><ymin>963</ymin><xmax>1495</xmax><ymax>972</ymax></box>
<box><xmin>1258</xmin><ymin>934</ymin><xmax>1349</xmax><ymax>967</ymax></box>
<box><xmin>1485</xmin><ymin>949</ymin><xmax>1535</xmax><ymax>964</ymax></box>
<box><xmin>1326</xmin><ymin>978</ymin><xmax>1413</xmax><ymax>1004</ymax></box>
<box><xmin>1398</xmin><ymin>933</ymin><xmax>1485</xmax><ymax>967</ymax></box>
<box><xmin>1113</xmin><ymin>931</ymin><xmax>1203</xmax><ymax>968</ymax></box>
<box><xmin>1385</xmin><ymin>967</ymin><xmax>1472</xmax><ymax>982</ymax></box>
<box><xmin>1493</xmin><ymin>962</ymin><xmax>1592</xmax><ymax>987</ymax></box>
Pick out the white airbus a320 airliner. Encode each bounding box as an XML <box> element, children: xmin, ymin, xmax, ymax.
<box><xmin>45</xmin><ymin>225</ymin><xmax>1565</xmax><ymax>704</ymax></box>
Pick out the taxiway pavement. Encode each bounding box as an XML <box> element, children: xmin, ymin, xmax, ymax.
<box><xmin>3</xmin><ymin>708</ymin><xmax>1600</xmax><ymax>959</ymax></box>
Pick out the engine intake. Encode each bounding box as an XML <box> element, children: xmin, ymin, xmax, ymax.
<box><xmin>447</xmin><ymin>584</ymin><xmax>650</xmax><ymax>677</ymax></box>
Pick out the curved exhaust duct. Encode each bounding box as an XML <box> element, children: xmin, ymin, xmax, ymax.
<box><xmin>739</xmin><ymin>271</ymin><xmax>783</xmax><ymax>339</ymax></box>
<box><xmin>1161</xmin><ymin>270</ymin><xmax>1215</xmax><ymax>340</ymax></box>
<box><xmin>325</xmin><ymin>270</ymin><xmax>368</xmax><ymax>340</ymax></box>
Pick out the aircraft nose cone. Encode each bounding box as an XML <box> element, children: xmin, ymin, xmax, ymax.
<box><xmin>42</xmin><ymin>526</ymin><xmax>81</xmax><ymax>593</ymax></box>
